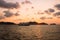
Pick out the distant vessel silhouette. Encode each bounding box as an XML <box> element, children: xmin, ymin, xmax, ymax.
<box><xmin>18</xmin><ymin>22</ymin><xmax>30</xmax><ymax>26</ymax></box>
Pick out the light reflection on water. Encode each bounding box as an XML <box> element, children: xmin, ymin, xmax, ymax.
<box><xmin>0</xmin><ymin>25</ymin><xmax>60</xmax><ymax>40</ymax></box>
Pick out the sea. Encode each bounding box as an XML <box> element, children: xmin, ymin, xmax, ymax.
<box><xmin>0</xmin><ymin>25</ymin><xmax>60</xmax><ymax>40</ymax></box>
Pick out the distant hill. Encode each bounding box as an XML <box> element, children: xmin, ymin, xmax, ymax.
<box><xmin>50</xmin><ymin>23</ymin><xmax>56</xmax><ymax>25</ymax></box>
<box><xmin>0</xmin><ymin>22</ymin><xmax>57</xmax><ymax>26</ymax></box>
<box><xmin>39</xmin><ymin>22</ymin><xmax>48</xmax><ymax>25</ymax></box>
<box><xmin>29</xmin><ymin>22</ymin><xmax>38</xmax><ymax>25</ymax></box>
<box><xmin>18</xmin><ymin>22</ymin><xmax>48</xmax><ymax>26</ymax></box>
<box><xmin>0</xmin><ymin>22</ymin><xmax>16</xmax><ymax>25</ymax></box>
<box><xmin>18</xmin><ymin>22</ymin><xmax>30</xmax><ymax>26</ymax></box>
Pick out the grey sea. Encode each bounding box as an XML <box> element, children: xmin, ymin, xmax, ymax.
<box><xmin>0</xmin><ymin>25</ymin><xmax>60</xmax><ymax>40</ymax></box>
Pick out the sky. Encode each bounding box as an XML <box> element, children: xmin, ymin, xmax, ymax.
<box><xmin>0</xmin><ymin>0</ymin><xmax>60</xmax><ymax>24</ymax></box>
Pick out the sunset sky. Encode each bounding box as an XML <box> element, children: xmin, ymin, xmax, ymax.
<box><xmin>0</xmin><ymin>0</ymin><xmax>60</xmax><ymax>24</ymax></box>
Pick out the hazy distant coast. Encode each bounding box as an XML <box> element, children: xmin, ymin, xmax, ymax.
<box><xmin>0</xmin><ymin>22</ymin><xmax>57</xmax><ymax>26</ymax></box>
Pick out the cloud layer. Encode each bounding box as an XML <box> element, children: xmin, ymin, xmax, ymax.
<box><xmin>3</xmin><ymin>11</ymin><xmax>14</xmax><ymax>17</ymax></box>
<box><xmin>53</xmin><ymin>12</ymin><xmax>60</xmax><ymax>16</ymax></box>
<box><xmin>22</xmin><ymin>0</ymin><xmax>32</xmax><ymax>4</ymax></box>
<box><xmin>48</xmin><ymin>8</ymin><xmax>55</xmax><ymax>13</ymax></box>
<box><xmin>0</xmin><ymin>16</ymin><xmax>4</xmax><ymax>19</ymax></box>
<box><xmin>0</xmin><ymin>0</ymin><xmax>19</xmax><ymax>9</ymax></box>
<box><xmin>54</xmin><ymin>4</ymin><xmax>60</xmax><ymax>10</ymax></box>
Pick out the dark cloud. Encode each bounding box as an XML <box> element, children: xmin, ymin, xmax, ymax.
<box><xmin>37</xmin><ymin>12</ymin><xmax>44</xmax><ymax>15</ymax></box>
<box><xmin>37</xmin><ymin>12</ymin><xmax>40</xmax><ymax>14</ymax></box>
<box><xmin>15</xmin><ymin>12</ymin><xmax>20</xmax><ymax>16</ymax></box>
<box><xmin>54</xmin><ymin>4</ymin><xmax>60</xmax><ymax>10</ymax></box>
<box><xmin>14</xmin><ymin>11</ymin><xmax>20</xmax><ymax>16</ymax></box>
<box><xmin>22</xmin><ymin>0</ymin><xmax>32</xmax><ymax>4</ymax></box>
<box><xmin>48</xmin><ymin>8</ymin><xmax>55</xmax><ymax>13</ymax></box>
<box><xmin>44</xmin><ymin>10</ymin><xmax>51</xmax><ymax>15</ymax></box>
<box><xmin>0</xmin><ymin>16</ymin><xmax>4</xmax><ymax>19</ymax></box>
<box><xmin>3</xmin><ymin>10</ymin><xmax>20</xmax><ymax>17</ymax></box>
<box><xmin>25</xmin><ymin>0</ymin><xmax>32</xmax><ymax>4</ymax></box>
<box><xmin>4</xmin><ymin>11</ymin><xmax>14</xmax><ymax>17</ymax></box>
<box><xmin>40</xmin><ymin>17</ymin><xmax>46</xmax><ymax>20</ymax></box>
<box><xmin>47</xmin><ymin>17</ymin><xmax>53</xmax><ymax>19</ymax></box>
<box><xmin>44</xmin><ymin>9</ymin><xmax>55</xmax><ymax>15</ymax></box>
<box><xmin>44</xmin><ymin>10</ymin><xmax>48</xmax><ymax>13</ymax></box>
<box><xmin>56</xmin><ymin>16</ymin><xmax>60</xmax><ymax>18</ymax></box>
<box><xmin>53</xmin><ymin>12</ymin><xmax>60</xmax><ymax>16</ymax></box>
<box><xmin>0</xmin><ymin>0</ymin><xmax>19</xmax><ymax>9</ymax></box>
<box><xmin>31</xmin><ymin>6</ymin><xmax>34</xmax><ymax>9</ymax></box>
<box><xmin>40</xmin><ymin>17</ymin><xmax>53</xmax><ymax>20</ymax></box>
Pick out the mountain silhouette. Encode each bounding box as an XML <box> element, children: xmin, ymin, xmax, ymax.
<box><xmin>0</xmin><ymin>22</ymin><xmax>16</xmax><ymax>25</ymax></box>
<box><xmin>50</xmin><ymin>23</ymin><xmax>56</xmax><ymax>25</ymax></box>
<box><xmin>39</xmin><ymin>22</ymin><xmax>48</xmax><ymax>25</ymax></box>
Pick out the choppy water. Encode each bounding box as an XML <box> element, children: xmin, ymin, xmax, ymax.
<box><xmin>0</xmin><ymin>25</ymin><xmax>60</xmax><ymax>40</ymax></box>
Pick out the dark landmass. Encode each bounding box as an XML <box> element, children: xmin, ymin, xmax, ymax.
<box><xmin>18</xmin><ymin>22</ymin><xmax>30</xmax><ymax>26</ymax></box>
<box><xmin>0</xmin><ymin>22</ymin><xmax>16</xmax><ymax>25</ymax></box>
<box><xmin>18</xmin><ymin>22</ymin><xmax>48</xmax><ymax>26</ymax></box>
<box><xmin>38</xmin><ymin>22</ymin><xmax>48</xmax><ymax>25</ymax></box>
<box><xmin>29</xmin><ymin>22</ymin><xmax>38</xmax><ymax>25</ymax></box>
<box><xmin>18</xmin><ymin>22</ymin><xmax>38</xmax><ymax>26</ymax></box>
<box><xmin>0</xmin><ymin>22</ymin><xmax>58</xmax><ymax>26</ymax></box>
<box><xmin>50</xmin><ymin>23</ymin><xmax>56</xmax><ymax>25</ymax></box>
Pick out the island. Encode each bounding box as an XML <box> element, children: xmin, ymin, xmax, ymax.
<box><xmin>0</xmin><ymin>22</ymin><xmax>16</xmax><ymax>25</ymax></box>
<box><xmin>29</xmin><ymin>22</ymin><xmax>38</xmax><ymax>25</ymax></box>
<box><xmin>0</xmin><ymin>22</ymin><xmax>49</xmax><ymax>26</ymax></box>
<box><xmin>38</xmin><ymin>22</ymin><xmax>48</xmax><ymax>25</ymax></box>
<box><xmin>18</xmin><ymin>22</ymin><xmax>30</xmax><ymax>26</ymax></box>
<box><xmin>50</xmin><ymin>23</ymin><xmax>56</xmax><ymax>25</ymax></box>
<box><xmin>18</xmin><ymin>22</ymin><xmax>48</xmax><ymax>26</ymax></box>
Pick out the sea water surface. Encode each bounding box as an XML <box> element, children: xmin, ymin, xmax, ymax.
<box><xmin>0</xmin><ymin>25</ymin><xmax>60</xmax><ymax>40</ymax></box>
